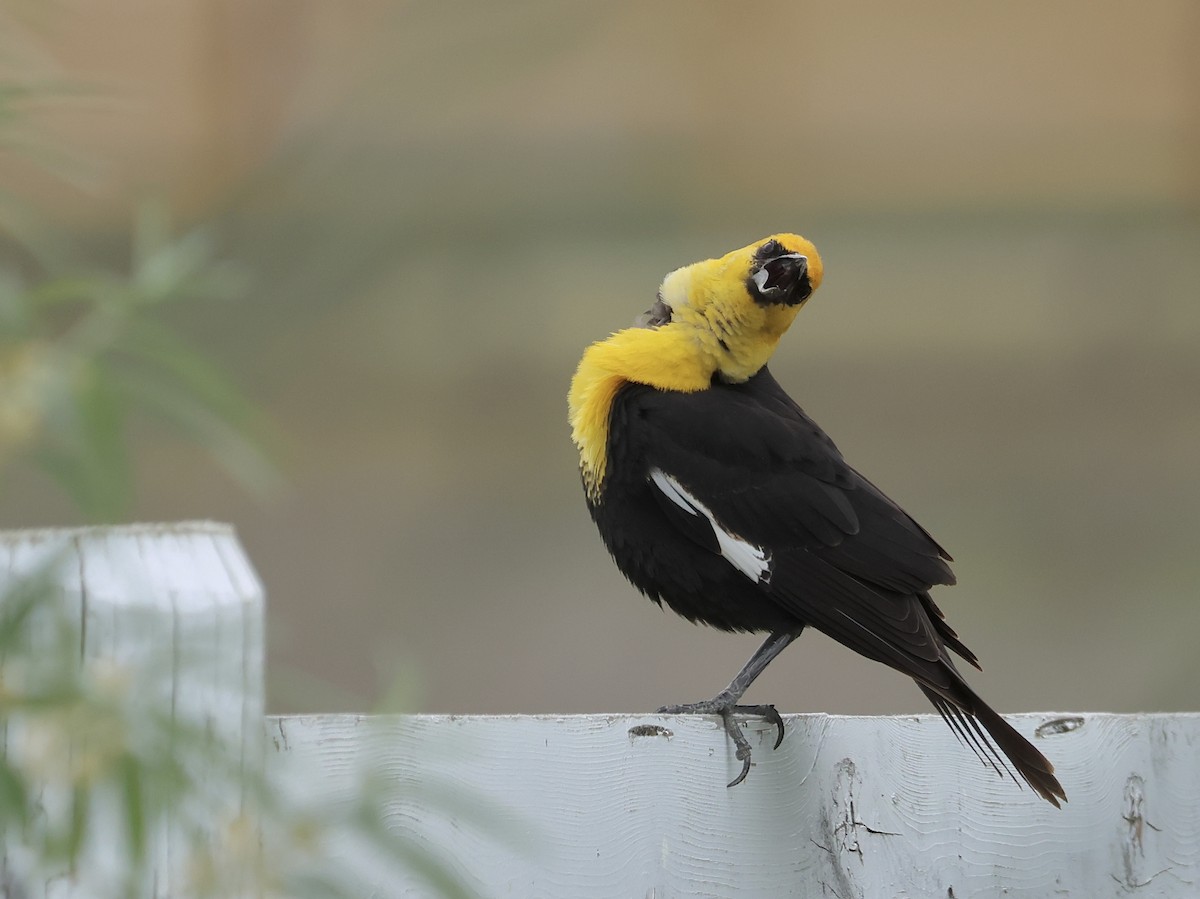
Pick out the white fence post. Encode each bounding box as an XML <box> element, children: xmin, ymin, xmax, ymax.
<box><xmin>4</xmin><ymin>524</ymin><xmax>1200</xmax><ymax>897</ymax></box>
<box><xmin>0</xmin><ymin>523</ymin><xmax>265</xmax><ymax>898</ymax></box>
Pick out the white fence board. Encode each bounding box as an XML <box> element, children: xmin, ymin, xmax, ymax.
<box><xmin>0</xmin><ymin>523</ymin><xmax>265</xmax><ymax>898</ymax></box>
<box><xmin>3</xmin><ymin>525</ymin><xmax>1198</xmax><ymax>897</ymax></box>
<box><xmin>268</xmin><ymin>712</ymin><xmax>1200</xmax><ymax>898</ymax></box>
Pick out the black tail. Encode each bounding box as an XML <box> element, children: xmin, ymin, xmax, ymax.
<box><xmin>918</xmin><ymin>683</ymin><xmax>1066</xmax><ymax>808</ymax></box>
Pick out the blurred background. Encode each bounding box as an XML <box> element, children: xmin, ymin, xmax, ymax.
<box><xmin>1</xmin><ymin>1</ymin><xmax>1197</xmax><ymax>720</ymax></box>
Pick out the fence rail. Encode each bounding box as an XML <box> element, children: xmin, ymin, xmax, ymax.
<box><xmin>2</xmin><ymin>524</ymin><xmax>1198</xmax><ymax>897</ymax></box>
<box><xmin>271</xmin><ymin>711</ymin><xmax>1200</xmax><ymax>897</ymax></box>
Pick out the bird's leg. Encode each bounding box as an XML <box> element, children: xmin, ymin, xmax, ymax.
<box><xmin>657</xmin><ymin>628</ymin><xmax>802</xmax><ymax>787</ymax></box>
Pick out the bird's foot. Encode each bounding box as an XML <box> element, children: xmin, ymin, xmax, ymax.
<box><xmin>656</xmin><ymin>698</ymin><xmax>785</xmax><ymax>787</ymax></box>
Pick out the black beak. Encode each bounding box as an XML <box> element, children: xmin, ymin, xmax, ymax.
<box><xmin>748</xmin><ymin>254</ymin><xmax>812</xmax><ymax>306</ymax></box>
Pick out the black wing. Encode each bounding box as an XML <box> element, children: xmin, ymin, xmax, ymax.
<box><xmin>619</xmin><ymin>366</ymin><xmax>1064</xmax><ymax>806</ymax></box>
<box><xmin>632</xmin><ymin>366</ymin><xmax>974</xmax><ymax>674</ymax></box>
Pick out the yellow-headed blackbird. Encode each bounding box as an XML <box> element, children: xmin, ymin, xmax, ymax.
<box><xmin>568</xmin><ymin>234</ymin><xmax>1065</xmax><ymax>806</ymax></box>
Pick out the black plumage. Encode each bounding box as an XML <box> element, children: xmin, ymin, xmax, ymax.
<box><xmin>570</xmin><ymin>233</ymin><xmax>1064</xmax><ymax>806</ymax></box>
<box><xmin>588</xmin><ymin>366</ymin><xmax>1065</xmax><ymax>806</ymax></box>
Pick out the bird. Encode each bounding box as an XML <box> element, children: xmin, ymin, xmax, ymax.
<box><xmin>567</xmin><ymin>234</ymin><xmax>1066</xmax><ymax>806</ymax></box>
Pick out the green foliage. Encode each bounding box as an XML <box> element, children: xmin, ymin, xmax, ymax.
<box><xmin>0</xmin><ymin>25</ymin><xmax>480</xmax><ymax>898</ymax></box>
<box><xmin>0</xmin><ymin>200</ymin><xmax>278</xmax><ymax>520</ymax></box>
<box><xmin>0</xmin><ymin>564</ymin><xmax>479</xmax><ymax>899</ymax></box>
<box><xmin>0</xmin><ymin>8</ymin><xmax>274</xmax><ymax>519</ymax></box>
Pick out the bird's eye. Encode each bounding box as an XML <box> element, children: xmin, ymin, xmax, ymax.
<box><xmin>758</xmin><ymin>239</ymin><xmax>786</xmax><ymax>259</ymax></box>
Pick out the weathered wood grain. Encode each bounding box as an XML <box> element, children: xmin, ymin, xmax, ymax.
<box><xmin>4</xmin><ymin>526</ymin><xmax>1197</xmax><ymax>897</ymax></box>
<box><xmin>269</xmin><ymin>712</ymin><xmax>1200</xmax><ymax>898</ymax></box>
<box><xmin>0</xmin><ymin>523</ymin><xmax>265</xmax><ymax>899</ymax></box>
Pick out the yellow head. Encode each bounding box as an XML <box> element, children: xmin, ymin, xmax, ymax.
<box><xmin>648</xmin><ymin>233</ymin><xmax>822</xmax><ymax>384</ymax></box>
<box><xmin>569</xmin><ymin>234</ymin><xmax>823</xmax><ymax>497</ymax></box>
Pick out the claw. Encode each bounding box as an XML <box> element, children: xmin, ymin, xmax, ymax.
<box><xmin>763</xmin><ymin>704</ymin><xmax>786</xmax><ymax>749</ymax></box>
<box><xmin>719</xmin><ymin>707</ymin><xmax>755</xmax><ymax>788</ymax></box>
<box><xmin>658</xmin><ymin>699</ymin><xmax>787</xmax><ymax>787</ymax></box>
<box><xmin>727</xmin><ymin>752</ymin><xmax>752</xmax><ymax>788</ymax></box>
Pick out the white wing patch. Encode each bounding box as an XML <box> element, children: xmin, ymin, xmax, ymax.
<box><xmin>649</xmin><ymin>468</ymin><xmax>772</xmax><ymax>584</ymax></box>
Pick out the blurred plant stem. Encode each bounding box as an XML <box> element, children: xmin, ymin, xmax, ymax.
<box><xmin>1</xmin><ymin>12</ymin><xmax>278</xmax><ymax>520</ymax></box>
<box><xmin>0</xmin><ymin>200</ymin><xmax>279</xmax><ymax>519</ymax></box>
<box><xmin>0</xmin><ymin>559</ymin><xmax>477</xmax><ymax>899</ymax></box>
<box><xmin>0</xmin><ymin>17</ymin><xmax>483</xmax><ymax>898</ymax></box>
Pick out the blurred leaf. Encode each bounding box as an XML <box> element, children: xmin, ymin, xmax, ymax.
<box><xmin>0</xmin><ymin>270</ymin><xmax>32</xmax><ymax>335</ymax></box>
<box><xmin>131</xmin><ymin>203</ymin><xmax>248</xmax><ymax>306</ymax></box>
<box><xmin>0</xmin><ymin>757</ymin><xmax>28</xmax><ymax>826</ymax></box>
<box><xmin>76</xmin><ymin>368</ymin><xmax>129</xmax><ymax>497</ymax></box>
<box><xmin>0</xmin><ymin>188</ymin><xmax>75</xmax><ymax>272</ymax></box>
<box><xmin>4</xmin><ymin>686</ymin><xmax>88</xmax><ymax>712</ymax></box>
<box><xmin>284</xmin><ymin>871</ymin><xmax>363</xmax><ymax>899</ymax></box>
<box><xmin>133</xmin><ymin>220</ymin><xmax>210</xmax><ymax>305</ymax></box>
<box><xmin>66</xmin><ymin>783</ymin><xmax>89</xmax><ymax>866</ymax></box>
<box><xmin>370</xmin><ymin>655</ymin><xmax>424</xmax><ymax>715</ymax></box>
<box><xmin>112</xmin><ymin>365</ymin><xmax>281</xmax><ymax>501</ymax></box>
<box><xmin>118</xmin><ymin>753</ymin><xmax>147</xmax><ymax>869</ymax></box>
<box><xmin>1</xmin><ymin>197</ymin><xmax>273</xmax><ymax>513</ymax></box>
<box><xmin>35</xmin><ymin>366</ymin><xmax>131</xmax><ymax>520</ymax></box>
<box><xmin>119</xmin><ymin>318</ymin><xmax>263</xmax><ymax>435</ymax></box>
<box><xmin>1</xmin><ymin>564</ymin><xmax>481</xmax><ymax>899</ymax></box>
<box><xmin>0</xmin><ymin>554</ymin><xmax>59</xmax><ymax>653</ymax></box>
<box><xmin>27</xmin><ymin>274</ymin><xmax>123</xmax><ymax>312</ymax></box>
<box><xmin>0</xmin><ymin>18</ymin><xmax>478</xmax><ymax>891</ymax></box>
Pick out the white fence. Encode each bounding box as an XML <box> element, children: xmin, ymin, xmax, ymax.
<box><xmin>2</xmin><ymin>524</ymin><xmax>1198</xmax><ymax>897</ymax></box>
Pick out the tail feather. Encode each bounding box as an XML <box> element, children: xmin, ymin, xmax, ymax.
<box><xmin>919</xmin><ymin>592</ymin><xmax>982</xmax><ymax>671</ymax></box>
<box><xmin>918</xmin><ymin>683</ymin><xmax>1066</xmax><ymax>808</ymax></box>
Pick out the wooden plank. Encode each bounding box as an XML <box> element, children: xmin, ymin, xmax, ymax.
<box><xmin>4</xmin><ymin>524</ymin><xmax>1197</xmax><ymax>896</ymax></box>
<box><xmin>268</xmin><ymin>712</ymin><xmax>1200</xmax><ymax>898</ymax></box>
<box><xmin>0</xmin><ymin>523</ymin><xmax>266</xmax><ymax>898</ymax></box>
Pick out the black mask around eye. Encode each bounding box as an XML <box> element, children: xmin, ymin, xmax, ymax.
<box><xmin>746</xmin><ymin>240</ymin><xmax>812</xmax><ymax>307</ymax></box>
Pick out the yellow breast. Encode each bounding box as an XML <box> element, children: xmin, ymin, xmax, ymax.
<box><xmin>568</xmin><ymin>326</ymin><xmax>716</xmax><ymax>500</ymax></box>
